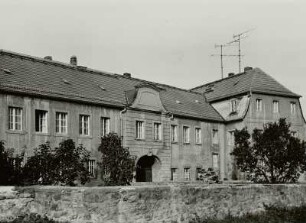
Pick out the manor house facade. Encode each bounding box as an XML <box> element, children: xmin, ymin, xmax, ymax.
<box><xmin>0</xmin><ymin>50</ymin><xmax>305</xmax><ymax>182</ymax></box>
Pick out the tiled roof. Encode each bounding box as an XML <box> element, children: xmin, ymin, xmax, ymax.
<box><xmin>191</xmin><ymin>68</ymin><xmax>301</xmax><ymax>102</ymax></box>
<box><xmin>0</xmin><ymin>50</ymin><xmax>223</xmax><ymax>122</ymax></box>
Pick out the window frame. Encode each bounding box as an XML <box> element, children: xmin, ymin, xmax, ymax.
<box><xmin>170</xmin><ymin>168</ymin><xmax>178</xmax><ymax>181</ymax></box>
<box><xmin>212</xmin><ymin>129</ymin><xmax>219</xmax><ymax>145</ymax></box>
<box><xmin>136</xmin><ymin>120</ymin><xmax>145</xmax><ymax>139</ymax></box>
<box><xmin>87</xmin><ymin>159</ymin><xmax>96</xmax><ymax>177</ymax></box>
<box><xmin>35</xmin><ymin>109</ymin><xmax>48</xmax><ymax>133</ymax></box>
<box><xmin>182</xmin><ymin>125</ymin><xmax>190</xmax><ymax>144</ymax></box>
<box><xmin>290</xmin><ymin>102</ymin><xmax>296</xmax><ymax>115</ymax></box>
<box><xmin>55</xmin><ymin>111</ymin><xmax>68</xmax><ymax>134</ymax></box>
<box><xmin>101</xmin><ymin>117</ymin><xmax>110</xmax><ymax>137</ymax></box>
<box><xmin>230</xmin><ymin>99</ymin><xmax>237</xmax><ymax>113</ymax></box>
<box><xmin>8</xmin><ymin>107</ymin><xmax>23</xmax><ymax>131</ymax></box>
<box><xmin>153</xmin><ymin>122</ymin><xmax>162</xmax><ymax>141</ymax></box>
<box><xmin>273</xmin><ymin>100</ymin><xmax>279</xmax><ymax>113</ymax></box>
<box><xmin>212</xmin><ymin>153</ymin><xmax>219</xmax><ymax>170</ymax></box>
<box><xmin>195</xmin><ymin>127</ymin><xmax>202</xmax><ymax>144</ymax></box>
<box><xmin>256</xmin><ymin>98</ymin><xmax>262</xmax><ymax>112</ymax></box>
<box><xmin>171</xmin><ymin>125</ymin><xmax>178</xmax><ymax>143</ymax></box>
<box><xmin>184</xmin><ymin>167</ymin><xmax>191</xmax><ymax>181</ymax></box>
<box><xmin>79</xmin><ymin>114</ymin><xmax>90</xmax><ymax>136</ymax></box>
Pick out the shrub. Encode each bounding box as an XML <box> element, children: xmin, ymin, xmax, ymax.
<box><xmin>0</xmin><ymin>213</ymin><xmax>67</xmax><ymax>223</ymax></box>
<box><xmin>98</xmin><ymin>133</ymin><xmax>136</xmax><ymax>186</ymax></box>
<box><xmin>196</xmin><ymin>168</ymin><xmax>219</xmax><ymax>183</ymax></box>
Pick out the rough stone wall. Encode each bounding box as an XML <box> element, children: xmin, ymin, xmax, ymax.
<box><xmin>1</xmin><ymin>184</ymin><xmax>306</xmax><ymax>223</ymax></box>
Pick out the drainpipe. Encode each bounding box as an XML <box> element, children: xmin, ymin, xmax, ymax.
<box><xmin>120</xmin><ymin>107</ymin><xmax>127</xmax><ymax>147</ymax></box>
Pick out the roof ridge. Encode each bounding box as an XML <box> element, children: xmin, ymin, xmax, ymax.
<box><xmin>0</xmin><ymin>49</ymin><xmax>204</xmax><ymax>96</ymax></box>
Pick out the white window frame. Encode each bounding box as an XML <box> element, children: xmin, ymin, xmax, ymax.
<box><xmin>195</xmin><ymin>127</ymin><xmax>201</xmax><ymax>144</ymax></box>
<box><xmin>136</xmin><ymin>120</ymin><xmax>145</xmax><ymax>139</ymax></box>
<box><xmin>170</xmin><ymin>168</ymin><xmax>178</xmax><ymax>181</ymax></box>
<box><xmin>88</xmin><ymin>159</ymin><xmax>96</xmax><ymax>177</ymax></box>
<box><xmin>256</xmin><ymin>99</ymin><xmax>262</xmax><ymax>111</ymax></box>
<box><xmin>184</xmin><ymin>168</ymin><xmax>190</xmax><ymax>181</ymax></box>
<box><xmin>212</xmin><ymin>129</ymin><xmax>219</xmax><ymax>145</ymax></box>
<box><xmin>171</xmin><ymin>125</ymin><xmax>178</xmax><ymax>143</ymax></box>
<box><xmin>230</xmin><ymin>99</ymin><xmax>237</xmax><ymax>113</ymax></box>
<box><xmin>8</xmin><ymin>107</ymin><xmax>23</xmax><ymax>131</ymax></box>
<box><xmin>290</xmin><ymin>102</ymin><xmax>296</xmax><ymax>115</ymax></box>
<box><xmin>273</xmin><ymin>100</ymin><xmax>279</xmax><ymax>113</ymax></box>
<box><xmin>212</xmin><ymin>153</ymin><xmax>219</xmax><ymax>170</ymax></box>
<box><xmin>183</xmin><ymin>126</ymin><xmax>190</xmax><ymax>143</ymax></box>
<box><xmin>101</xmin><ymin>117</ymin><xmax>110</xmax><ymax>137</ymax></box>
<box><xmin>153</xmin><ymin>122</ymin><xmax>162</xmax><ymax>141</ymax></box>
<box><xmin>79</xmin><ymin>115</ymin><xmax>90</xmax><ymax>136</ymax></box>
<box><xmin>56</xmin><ymin>112</ymin><xmax>68</xmax><ymax>134</ymax></box>
<box><xmin>35</xmin><ymin>110</ymin><xmax>48</xmax><ymax>133</ymax></box>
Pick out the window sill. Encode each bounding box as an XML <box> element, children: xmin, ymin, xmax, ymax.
<box><xmin>34</xmin><ymin>132</ymin><xmax>50</xmax><ymax>136</ymax></box>
<box><xmin>171</xmin><ymin>141</ymin><xmax>178</xmax><ymax>144</ymax></box>
<box><xmin>154</xmin><ymin>140</ymin><xmax>163</xmax><ymax>142</ymax></box>
<box><xmin>79</xmin><ymin>135</ymin><xmax>92</xmax><ymax>139</ymax></box>
<box><xmin>183</xmin><ymin>142</ymin><xmax>190</xmax><ymax>145</ymax></box>
<box><xmin>6</xmin><ymin>130</ymin><xmax>27</xmax><ymax>135</ymax></box>
<box><xmin>55</xmin><ymin>133</ymin><xmax>68</xmax><ymax>137</ymax></box>
<box><xmin>195</xmin><ymin>143</ymin><xmax>202</xmax><ymax>145</ymax></box>
<box><xmin>135</xmin><ymin>138</ymin><xmax>145</xmax><ymax>141</ymax></box>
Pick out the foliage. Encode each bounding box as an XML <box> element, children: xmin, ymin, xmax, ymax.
<box><xmin>98</xmin><ymin>133</ymin><xmax>136</xmax><ymax>186</ymax></box>
<box><xmin>197</xmin><ymin>168</ymin><xmax>219</xmax><ymax>183</ymax></box>
<box><xmin>0</xmin><ymin>141</ymin><xmax>23</xmax><ymax>185</ymax></box>
<box><xmin>189</xmin><ymin>205</ymin><xmax>306</xmax><ymax>223</ymax></box>
<box><xmin>23</xmin><ymin>139</ymin><xmax>90</xmax><ymax>186</ymax></box>
<box><xmin>231</xmin><ymin>118</ymin><xmax>306</xmax><ymax>183</ymax></box>
<box><xmin>0</xmin><ymin>213</ymin><xmax>67</xmax><ymax>223</ymax></box>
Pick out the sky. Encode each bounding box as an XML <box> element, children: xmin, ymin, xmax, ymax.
<box><xmin>1</xmin><ymin>0</ymin><xmax>306</xmax><ymax>113</ymax></box>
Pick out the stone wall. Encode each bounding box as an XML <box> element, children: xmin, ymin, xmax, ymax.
<box><xmin>1</xmin><ymin>184</ymin><xmax>306</xmax><ymax>223</ymax></box>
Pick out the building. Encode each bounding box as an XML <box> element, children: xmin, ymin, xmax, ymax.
<box><xmin>0</xmin><ymin>50</ymin><xmax>305</xmax><ymax>182</ymax></box>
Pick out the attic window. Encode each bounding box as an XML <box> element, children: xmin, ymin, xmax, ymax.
<box><xmin>2</xmin><ymin>68</ymin><xmax>12</xmax><ymax>74</ymax></box>
<box><xmin>99</xmin><ymin>85</ymin><xmax>106</xmax><ymax>91</ymax></box>
<box><xmin>176</xmin><ymin>100</ymin><xmax>181</xmax><ymax>104</ymax></box>
<box><xmin>62</xmin><ymin>79</ymin><xmax>70</xmax><ymax>84</ymax></box>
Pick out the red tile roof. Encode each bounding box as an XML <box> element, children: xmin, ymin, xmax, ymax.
<box><xmin>0</xmin><ymin>50</ymin><xmax>223</xmax><ymax>122</ymax></box>
<box><xmin>191</xmin><ymin>68</ymin><xmax>300</xmax><ymax>102</ymax></box>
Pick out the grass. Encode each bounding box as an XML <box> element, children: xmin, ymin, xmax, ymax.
<box><xmin>190</xmin><ymin>205</ymin><xmax>306</xmax><ymax>223</ymax></box>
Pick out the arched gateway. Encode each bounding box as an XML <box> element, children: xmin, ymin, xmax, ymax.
<box><xmin>136</xmin><ymin>155</ymin><xmax>161</xmax><ymax>182</ymax></box>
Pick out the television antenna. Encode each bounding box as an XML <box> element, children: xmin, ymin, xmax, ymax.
<box><xmin>211</xmin><ymin>44</ymin><xmax>240</xmax><ymax>79</ymax></box>
<box><xmin>228</xmin><ymin>28</ymin><xmax>255</xmax><ymax>73</ymax></box>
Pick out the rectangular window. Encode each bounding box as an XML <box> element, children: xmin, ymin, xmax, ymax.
<box><xmin>291</xmin><ymin>102</ymin><xmax>296</xmax><ymax>114</ymax></box>
<box><xmin>212</xmin><ymin>154</ymin><xmax>219</xmax><ymax>170</ymax></box>
<box><xmin>230</xmin><ymin>100</ymin><xmax>237</xmax><ymax>113</ymax></box>
<box><xmin>256</xmin><ymin>99</ymin><xmax>262</xmax><ymax>111</ymax></box>
<box><xmin>101</xmin><ymin>117</ymin><xmax>110</xmax><ymax>137</ymax></box>
<box><xmin>273</xmin><ymin>100</ymin><xmax>279</xmax><ymax>113</ymax></box>
<box><xmin>56</xmin><ymin>112</ymin><xmax>67</xmax><ymax>134</ymax></box>
<box><xmin>79</xmin><ymin>115</ymin><xmax>90</xmax><ymax>135</ymax></box>
<box><xmin>212</xmin><ymin>129</ymin><xmax>218</xmax><ymax>145</ymax></box>
<box><xmin>35</xmin><ymin>110</ymin><xmax>48</xmax><ymax>133</ymax></box>
<box><xmin>195</xmin><ymin>128</ymin><xmax>201</xmax><ymax>144</ymax></box>
<box><xmin>8</xmin><ymin>107</ymin><xmax>22</xmax><ymax>131</ymax></box>
<box><xmin>183</xmin><ymin>126</ymin><xmax>190</xmax><ymax>143</ymax></box>
<box><xmin>170</xmin><ymin>168</ymin><xmax>178</xmax><ymax>181</ymax></box>
<box><xmin>136</xmin><ymin>121</ymin><xmax>144</xmax><ymax>139</ymax></box>
<box><xmin>88</xmin><ymin>159</ymin><xmax>96</xmax><ymax>177</ymax></box>
<box><xmin>184</xmin><ymin>168</ymin><xmax>190</xmax><ymax>181</ymax></box>
<box><xmin>153</xmin><ymin>123</ymin><xmax>162</xmax><ymax>140</ymax></box>
<box><xmin>228</xmin><ymin>131</ymin><xmax>235</xmax><ymax>145</ymax></box>
<box><xmin>171</xmin><ymin>125</ymin><xmax>178</xmax><ymax>142</ymax></box>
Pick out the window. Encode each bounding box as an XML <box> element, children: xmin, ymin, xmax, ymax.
<box><xmin>184</xmin><ymin>168</ymin><xmax>190</xmax><ymax>181</ymax></box>
<box><xmin>212</xmin><ymin>129</ymin><xmax>218</xmax><ymax>145</ymax></box>
<box><xmin>228</xmin><ymin>131</ymin><xmax>235</xmax><ymax>145</ymax></box>
<box><xmin>35</xmin><ymin>110</ymin><xmax>48</xmax><ymax>133</ymax></box>
<box><xmin>256</xmin><ymin>99</ymin><xmax>262</xmax><ymax>111</ymax></box>
<box><xmin>101</xmin><ymin>117</ymin><xmax>110</xmax><ymax>136</ymax></box>
<box><xmin>196</xmin><ymin>168</ymin><xmax>202</xmax><ymax>180</ymax></box>
<box><xmin>56</xmin><ymin>112</ymin><xmax>67</xmax><ymax>134</ymax></box>
<box><xmin>170</xmin><ymin>168</ymin><xmax>178</xmax><ymax>181</ymax></box>
<box><xmin>273</xmin><ymin>100</ymin><xmax>279</xmax><ymax>113</ymax></box>
<box><xmin>88</xmin><ymin>159</ymin><xmax>96</xmax><ymax>177</ymax></box>
<box><xmin>212</xmin><ymin>154</ymin><xmax>219</xmax><ymax>170</ymax></box>
<box><xmin>195</xmin><ymin>128</ymin><xmax>201</xmax><ymax>144</ymax></box>
<box><xmin>171</xmin><ymin>125</ymin><xmax>178</xmax><ymax>142</ymax></box>
<box><xmin>291</xmin><ymin>102</ymin><xmax>296</xmax><ymax>115</ymax></box>
<box><xmin>8</xmin><ymin>107</ymin><xmax>22</xmax><ymax>131</ymax></box>
<box><xmin>136</xmin><ymin>121</ymin><xmax>144</xmax><ymax>139</ymax></box>
<box><xmin>230</xmin><ymin>100</ymin><xmax>237</xmax><ymax>113</ymax></box>
<box><xmin>79</xmin><ymin>115</ymin><xmax>90</xmax><ymax>135</ymax></box>
<box><xmin>153</xmin><ymin>123</ymin><xmax>162</xmax><ymax>140</ymax></box>
<box><xmin>183</xmin><ymin>126</ymin><xmax>190</xmax><ymax>143</ymax></box>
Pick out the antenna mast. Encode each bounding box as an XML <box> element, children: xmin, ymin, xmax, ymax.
<box><xmin>211</xmin><ymin>44</ymin><xmax>239</xmax><ymax>79</ymax></box>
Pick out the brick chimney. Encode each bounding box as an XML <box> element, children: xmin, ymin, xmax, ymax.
<box><xmin>70</xmin><ymin>56</ymin><xmax>77</xmax><ymax>66</ymax></box>
<box><xmin>44</xmin><ymin>56</ymin><xmax>52</xmax><ymax>60</ymax></box>
<box><xmin>228</xmin><ymin>73</ymin><xmax>235</xmax><ymax>77</ymax></box>
<box><xmin>123</xmin><ymin>73</ymin><xmax>131</xmax><ymax>78</ymax></box>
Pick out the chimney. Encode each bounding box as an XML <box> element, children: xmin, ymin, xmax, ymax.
<box><xmin>70</xmin><ymin>56</ymin><xmax>77</xmax><ymax>66</ymax></box>
<box><xmin>228</xmin><ymin>72</ymin><xmax>235</xmax><ymax>77</ymax></box>
<box><xmin>244</xmin><ymin>66</ymin><xmax>253</xmax><ymax>72</ymax></box>
<box><xmin>123</xmin><ymin>72</ymin><xmax>131</xmax><ymax>78</ymax></box>
<box><xmin>44</xmin><ymin>56</ymin><xmax>52</xmax><ymax>60</ymax></box>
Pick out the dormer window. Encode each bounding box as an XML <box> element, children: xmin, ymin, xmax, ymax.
<box><xmin>230</xmin><ymin>100</ymin><xmax>237</xmax><ymax>113</ymax></box>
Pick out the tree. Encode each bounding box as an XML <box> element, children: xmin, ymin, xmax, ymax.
<box><xmin>231</xmin><ymin>118</ymin><xmax>306</xmax><ymax>183</ymax></box>
<box><xmin>23</xmin><ymin>139</ymin><xmax>90</xmax><ymax>186</ymax></box>
<box><xmin>98</xmin><ymin>133</ymin><xmax>136</xmax><ymax>186</ymax></box>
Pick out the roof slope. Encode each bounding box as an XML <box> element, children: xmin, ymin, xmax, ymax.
<box><xmin>0</xmin><ymin>50</ymin><xmax>223</xmax><ymax>122</ymax></box>
<box><xmin>191</xmin><ymin>68</ymin><xmax>300</xmax><ymax>102</ymax></box>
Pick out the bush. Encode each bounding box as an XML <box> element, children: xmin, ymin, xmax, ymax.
<box><xmin>196</xmin><ymin>168</ymin><xmax>219</xmax><ymax>183</ymax></box>
<box><xmin>23</xmin><ymin>139</ymin><xmax>90</xmax><ymax>186</ymax></box>
<box><xmin>98</xmin><ymin>133</ymin><xmax>136</xmax><ymax>186</ymax></box>
<box><xmin>0</xmin><ymin>213</ymin><xmax>67</xmax><ymax>223</ymax></box>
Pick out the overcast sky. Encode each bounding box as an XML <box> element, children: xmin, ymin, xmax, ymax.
<box><xmin>1</xmin><ymin>0</ymin><xmax>306</xmax><ymax>114</ymax></box>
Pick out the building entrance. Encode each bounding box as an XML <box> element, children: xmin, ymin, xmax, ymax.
<box><xmin>136</xmin><ymin>155</ymin><xmax>160</xmax><ymax>182</ymax></box>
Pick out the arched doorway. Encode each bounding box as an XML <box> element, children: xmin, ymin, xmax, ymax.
<box><xmin>136</xmin><ymin>155</ymin><xmax>160</xmax><ymax>182</ymax></box>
